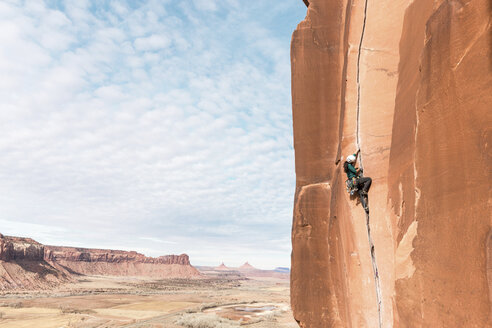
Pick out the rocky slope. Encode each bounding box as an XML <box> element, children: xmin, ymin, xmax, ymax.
<box><xmin>290</xmin><ymin>0</ymin><xmax>491</xmax><ymax>327</ymax></box>
<box><xmin>0</xmin><ymin>234</ymin><xmax>200</xmax><ymax>290</ymax></box>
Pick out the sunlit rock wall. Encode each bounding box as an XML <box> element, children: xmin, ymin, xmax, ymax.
<box><xmin>290</xmin><ymin>0</ymin><xmax>491</xmax><ymax>327</ymax></box>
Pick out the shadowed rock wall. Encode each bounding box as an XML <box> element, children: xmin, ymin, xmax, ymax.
<box><xmin>290</xmin><ymin>0</ymin><xmax>351</xmax><ymax>325</ymax></box>
<box><xmin>290</xmin><ymin>0</ymin><xmax>491</xmax><ymax>327</ymax></box>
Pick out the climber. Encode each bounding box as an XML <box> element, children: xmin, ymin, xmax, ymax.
<box><xmin>344</xmin><ymin>149</ymin><xmax>372</xmax><ymax>196</ymax></box>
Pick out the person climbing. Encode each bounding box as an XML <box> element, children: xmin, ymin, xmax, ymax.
<box><xmin>344</xmin><ymin>149</ymin><xmax>372</xmax><ymax>196</ymax></box>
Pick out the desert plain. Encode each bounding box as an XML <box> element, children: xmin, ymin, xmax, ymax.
<box><xmin>0</xmin><ymin>272</ymin><xmax>296</xmax><ymax>328</ymax></box>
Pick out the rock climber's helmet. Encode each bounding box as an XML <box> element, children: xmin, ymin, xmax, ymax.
<box><xmin>346</xmin><ymin>155</ymin><xmax>356</xmax><ymax>163</ymax></box>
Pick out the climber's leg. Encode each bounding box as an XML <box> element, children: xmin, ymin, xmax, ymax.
<box><xmin>358</xmin><ymin>177</ymin><xmax>372</xmax><ymax>193</ymax></box>
<box><xmin>359</xmin><ymin>191</ymin><xmax>369</xmax><ymax>213</ymax></box>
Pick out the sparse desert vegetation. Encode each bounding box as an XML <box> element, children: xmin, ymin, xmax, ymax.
<box><xmin>176</xmin><ymin>313</ymin><xmax>240</xmax><ymax>328</ymax></box>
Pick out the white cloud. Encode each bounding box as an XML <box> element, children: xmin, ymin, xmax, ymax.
<box><xmin>134</xmin><ymin>34</ymin><xmax>171</xmax><ymax>51</ymax></box>
<box><xmin>139</xmin><ymin>237</ymin><xmax>177</xmax><ymax>244</ymax></box>
<box><xmin>192</xmin><ymin>0</ymin><xmax>218</xmax><ymax>12</ymax></box>
<box><xmin>0</xmin><ymin>0</ymin><xmax>306</xmax><ymax>269</ymax></box>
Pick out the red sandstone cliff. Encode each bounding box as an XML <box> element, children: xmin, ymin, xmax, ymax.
<box><xmin>291</xmin><ymin>0</ymin><xmax>491</xmax><ymax>327</ymax></box>
<box><xmin>0</xmin><ymin>234</ymin><xmax>200</xmax><ymax>290</ymax></box>
<box><xmin>44</xmin><ymin>246</ymin><xmax>200</xmax><ymax>278</ymax></box>
<box><xmin>0</xmin><ymin>235</ymin><xmax>44</xmax><ymax>262</ymax></box>
<box><xmin>0</xmin><ymin>234</ymin><xmax>72</xmax><ymax>290</ymax></box>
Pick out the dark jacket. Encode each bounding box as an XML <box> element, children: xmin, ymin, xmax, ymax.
<box><xmin>343</xmin><ymin>153</ymin><xmax>358</xmax><ymax>179</ymax></box>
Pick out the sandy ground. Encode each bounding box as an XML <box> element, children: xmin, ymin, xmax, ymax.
<box><xmin>0</xmin><ymin>275</ymin><xmax>297</xmax><ymax>327</ymax></box>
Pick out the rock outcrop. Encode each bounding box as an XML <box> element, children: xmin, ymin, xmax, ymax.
<box><xmin>290</xmin><ymin>0</ymin><xmax>491</xmax><ymax>327</ymax></box>
<box><xmin>0</xmin><ymin>234</ymin><xmax>44</xmax><ymax>261</ymax></box>
<box><xmin>44</xmin><ymin>246</ymin><xmax>200</xmax><ymax>278</ymax></box>
<box><xmin>215</xmin><ymin>263</ymin><xmax>230</xmax><ymax>271</ymax></box>
<box><xmin>239</xmin><ymin>262</ymin><xmax>256</xmax><ymax>270</ymax></box>
<box><xmin>0</xmin><ymin>234</ymin><xmax>72</xmax><ymax>290</ymax></box>
<box><xmin>0</xmin><ymin>234</ymin><xmax>201</xmax><ymax>290</ymax></box>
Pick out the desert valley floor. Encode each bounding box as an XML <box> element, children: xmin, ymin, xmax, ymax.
<box><xmin>0</xmin><ymin>274</ymin><xmax>296</xmax><ymax>328</ymax></box>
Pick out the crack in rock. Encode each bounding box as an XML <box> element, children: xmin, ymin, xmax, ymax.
<box><xmin>356</xmin><ymin>0</ymin><xmax>383</xmax><ymax>326</ymax></box>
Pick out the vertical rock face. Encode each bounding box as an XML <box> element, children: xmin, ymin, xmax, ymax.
<box><xmin>290</xmin><ymin>0</ymin><xmax>491</xmax><ymax>327</ymax></box>
<box><xmin>0</xmin><ymin>235</ymin><xmax>45</xmax><ymax>261</ymax></box>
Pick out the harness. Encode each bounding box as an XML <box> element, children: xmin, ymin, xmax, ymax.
<box><xmin>345</xmin><ymin>177</ymin><xmax>358</xmax><ymax>195</ymax></box>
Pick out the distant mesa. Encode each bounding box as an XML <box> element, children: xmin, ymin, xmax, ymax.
<box><xmin>0</xmin><ymin>233</ymin><xmax>201</xmax><ymax>290</ymax></box>
<box><xmin>200</xmin><ymin>261</ymin><xmax>290</xmax><ymax>280</ymax></box>
<box><xmin>236</xmin><ymin>262</ymin><xmax>289</xmax><ymax>279</ymax></box>
<box><xmin>0</xmin><ymin>234</ymin><xmax>72</xmax><ymax>290</ymax></box>
<box><xmin>44</xmin><ymin>245</ymin><xmax>200</xmax><ymax>279</ymax></box>
<box><xmin>274</xmin><ymin>267</ymin><xmax>290</xmax><ymax>274</ymax></box>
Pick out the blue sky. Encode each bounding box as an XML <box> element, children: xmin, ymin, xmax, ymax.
<box><xmin>0</xmin><ymin>0</ymin><xmax>306</xmax><ymax>269</ymax></box>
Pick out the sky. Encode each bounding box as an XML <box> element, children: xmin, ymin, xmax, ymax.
<box><xmin>0</xmin><ymin>0</ymin><xmax>307</xmax><ymax>269</ymax></box>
